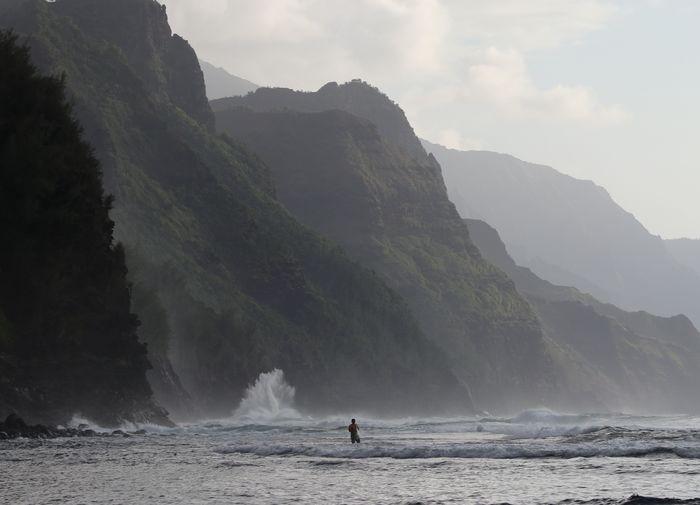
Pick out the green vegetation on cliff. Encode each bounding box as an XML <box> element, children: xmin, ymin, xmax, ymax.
<box><xmin>0</xmin><ymin>0</ymin><xmax>470</xmax><ymax>417</ymax></box>
<box><xmin>425</xmin><ymin>141</ymin><xmax>700</xmax><ymax>327</ymax></box>
<box><xmin>466</xmin><ymin>218</ymin><xmax>700</xmax><ymax>413</ymax></box>
<box><xmin>215</xmin><ymin>95</ymin><xmax>555</xmax><ymax>411</ymax></box>
<box><xmin>0</xmin><ymin>31</ymin><xmax>166</xmax><ymax>426</ymax></box>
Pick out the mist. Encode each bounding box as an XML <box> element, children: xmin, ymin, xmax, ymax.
<box><xmin>2</xmin><ymin>1</ymin><xmax>700</xmax><ymax>503</ymax></box>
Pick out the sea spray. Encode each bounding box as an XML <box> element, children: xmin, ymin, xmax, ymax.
<box><xmin>233</xmin><ymin>369</ymin><xmax>302</xmax><ymax>422</ymax></box>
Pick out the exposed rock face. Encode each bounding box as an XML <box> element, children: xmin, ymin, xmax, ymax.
<box><xmin>1</xmin><ymin>0</ymin><xmax>471</xmax><ymax>418</ymax></box>
<box><xmin>467</xmin><ymin>218</ymin><xmax>700</xmax><ymax>413</ymax></box>
<box><xmin>215</xmin><ymin>96</ymin><xmax>556</xmax><ymax>412</ymax></box>
<box><xmin>50</xmin><ymin>0</ymin><xmax>214</xmax><ymax>128</ymax></box>
<box><xmin>425</xmin><ymin>141</ymin><xmax>700</xmax><ymax>327</ymax></box>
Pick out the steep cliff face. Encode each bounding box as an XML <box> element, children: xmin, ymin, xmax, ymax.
<box><xmin>0</xmin><ymin>31</ymin><xmax>168</xmax><ymax>426</ymax></box>
<box><xmin>50</xmin><ymin>0</ymin><xmax>213</xmax><ymax>129</ymax></box>
<box><xmin>425</xmin><ymin>141</ymin><xmax>700</xmax><ymax>327</ymax></box>
<box><xmin>1</xmin><ymin>0</ymin><xmax>470</xmax><ymax>417</ymax></box>
<box><xmin>467</xmin><ymin>218</ymin><xmax>700</xmax><ymax>413</ymax></box>
<box><xmin>211</xmin><ymin>80</ymin><xmax>426</xmax><ymax>160</ymax></box>
<box><xmin>215</xmin><ymin>102</ymin><xmax>556</xmax><ymax>412</ymax></box>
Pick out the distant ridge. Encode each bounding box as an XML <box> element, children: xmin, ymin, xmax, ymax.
<box><xmin>199</xmin><ymin>59</ymin><xmax>258</xmax><ymax>99</ymax></box>
<box><xmin>665</xmin><ymin>238</ymin><xmax>700</xmax><ymax>277</ymax></box>
<box><xmin>424</xmin><ymin>139</ymin><xmax>700</xmax><ymax>327</ymax></box>
<box><xmin>467</xmin><ymin>218</ymin><xmax>700</xmax><ymax>413</ymax></box>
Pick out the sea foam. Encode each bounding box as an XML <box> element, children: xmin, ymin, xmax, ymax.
<box><xmin>233</xmin><ymin>369</ymin><xmax>303</xmax><ymax>423</ymax></box>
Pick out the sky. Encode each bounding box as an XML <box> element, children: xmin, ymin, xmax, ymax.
<box><xmin>160</xmin><ymin>0</ymin><xmax>700</xmax><ymax>239</ymax></box>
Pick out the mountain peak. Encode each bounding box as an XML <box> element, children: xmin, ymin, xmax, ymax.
<box><xmin>210</xmin><ymin>79</ymin><xmax>426</xmax><ymax>159</ymax></box>
<box><xmin>40</xmin><ymin>0</ymin><xmax>214</xmax><ymax>128</ymax></box>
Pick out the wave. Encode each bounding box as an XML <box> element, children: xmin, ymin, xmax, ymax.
<box><xmin>617</xmin><ymin>497</ymin><xmax>700</xmax><ymax>505</ymax></box>
<box><xmin>232</xmin><ymin>369</ymin><xmax>304</xmax><ymax>423</ymax></box>
<box><xmin>216</xmin><ymin>441</ymin><xmax>700</xmax><ymax>460</ymax></box>
<box><xmin>550</xmin><ymin>495</ymin><xmax>700</xmax><ymax>505</ymax></box>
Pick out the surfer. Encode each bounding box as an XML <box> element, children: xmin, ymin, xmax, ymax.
<box><xmin>348</xmin><ymin>418</ymin><xmax>360</xmax><ymax>444</ymax></box>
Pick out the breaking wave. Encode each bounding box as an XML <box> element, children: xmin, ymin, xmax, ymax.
<box><xmin>217</xmin><ymin>442</ymin><xmax>700</xmax><ymax>460</ymax></box>
<box><xmin>549</xmin><ymin>496</ymin><xmax>700</xmax><ymax>505</ymax></box>
<box><xmin>232</xmin><ymin>369</ymin><xmax>303</xmax><ymax>423</ymax></box>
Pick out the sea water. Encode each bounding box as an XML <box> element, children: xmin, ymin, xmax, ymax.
<box><xmin>2</xmin><ymin>370</ymin><xmax>700</xmax><ymax>505</ymax></box>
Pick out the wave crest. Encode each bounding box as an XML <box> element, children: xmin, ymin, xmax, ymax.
<box><xmin>216</xmin><ymin>442</ymin><xmax>700</xmax><ymax>460</ymax></box>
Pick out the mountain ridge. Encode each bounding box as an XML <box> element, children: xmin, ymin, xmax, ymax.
<box><xmin>424</xmin><ymin>140</ymin><xmax>700</xmax><ymax>326</ymax></box>
<box><xmin>0</xmin><ymin>0</ymin><xmax>472</xmax><ymax>419</ymax></box>
<box><xmin>199</xmin><ymin>59</ymin><xmax>258</xmax><ymax>99</ymax></box>
<box><xmin>466</xmin><ymin>218</ymin><xmax>700</xmax><ymax>412</ymax></box>
<box><xmin>214</xmin><ymin>88</ymin><xmax>559</xmax><ymax>412</ymax></box>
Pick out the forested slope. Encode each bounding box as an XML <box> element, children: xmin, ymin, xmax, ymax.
<box><xmin>0</xmin><ymin>0</ymin><xmax>470</xmax><ymax>418</ymax></box>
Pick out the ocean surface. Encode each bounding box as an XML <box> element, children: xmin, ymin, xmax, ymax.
<box><xmin>3</xmin><ymin>372</ymin><xmax>700</xmax><ymax>505</ymax></box>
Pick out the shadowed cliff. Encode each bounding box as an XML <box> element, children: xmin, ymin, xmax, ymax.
<box><xmin>0</xmin><ymin>0</ymin><xmax>471</xmax><ymax>418</ymax></box>
<box><xmin>0</xmin><ymin>31</ymin><xmax>168</xmax><ymax>426</ymax></box>
<box><xmin>214</xmin><ymin>93</ymin><xmax>557</xmax><ymax>412</ymax></box>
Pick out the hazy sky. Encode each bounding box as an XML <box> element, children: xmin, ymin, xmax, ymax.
<box><xmin>161</xmin><ymin>0</ymin><xmax>699</xmax><ymax>239</ymax></box>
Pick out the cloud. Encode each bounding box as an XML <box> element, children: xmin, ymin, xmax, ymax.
<box><xmin>162</xmin><ymin>0</ymin><xmax>450</xmax><ymax>87</ymax></box>
<box><xmin>434</xmin><ymin>129</ymin><xmax>483</xmax><ymax>151</ymax></box>
<box><xmin>464</xmin><ymin>48</ymin><xmax>626</xmax><ymax>125</ymax></box>
<box><xmin>447</xmin><ymin>0</ymin><xmax>617</xmax><ymax>50</ymax></box>
<box><xmin>160</xmin><ymin>0</ymin><xmax>623</xmax><ymax>126</ymax></box>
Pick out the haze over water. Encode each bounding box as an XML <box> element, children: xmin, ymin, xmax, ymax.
<box><xmin>3</xmin><ymin>371</ymin><xmax>700</xmax><ymax>505</ymax></box>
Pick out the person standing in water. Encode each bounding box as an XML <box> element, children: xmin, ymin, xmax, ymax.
<box><xmin>348</xmin><ymin>418</ymin><xmax>360</xmax><ymax>444</ymax></box>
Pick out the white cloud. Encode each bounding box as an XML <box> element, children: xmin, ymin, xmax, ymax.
<box><xmin>447</xmin><ymin>0</ymin><xmax>617</xmax><ymax>50</ymax></box>
<box><xmin>433</xmin><ymin>129</ymin><xmax>483</xmax><ymax>151</ymax></box>
<box><xmin>464</xmin><ymin>48</ymin><xmax>626</xmax><ymax>125</ymax></box>
<box><xmin>162</xmin><ymin>0</ymin><xmax>450</xmax><ymax>87</ymax></box>
<box><xmin>160</xmin><ymin>0</ymin><xmax>624</xmax><ymax>126</ymax></box>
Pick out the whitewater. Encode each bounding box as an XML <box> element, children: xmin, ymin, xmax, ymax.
<box><xmin>3</xmin><ymin>371</ymin><xmax>700</xmax><ymax>505</ymax></box>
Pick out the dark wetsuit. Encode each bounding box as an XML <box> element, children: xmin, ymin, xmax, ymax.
<box><xmin>349</xmin><ymin>423</ymin><xmax>360</xmax><ymax>443</ymax></box>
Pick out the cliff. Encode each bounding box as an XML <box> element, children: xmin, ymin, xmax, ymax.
<box><xmin>211</xmin><ymin>80</ymin><xmax>427</xmax><ymax>160</ymax></box>
<box><xmin>0</xmin><ymin>0</ymin><xmax>470</xmax><ymax>418</ymax></box>
<box><xmin>424</xmin><ymin>141</ymin><xmax>700</xmax><ymax>327</ymax></box>
<box><xmin>467</xmin><ymin>218</ymin><xmax>700</xmax><ymax>412</ymax></box>
<box><xmin>214</xmin><ymin>95</ymin><xmax>556</xmax><ymax>412</ymax></box>
<box><xmin>0</xmin><ymin>31</ymin><xmax>168</xmax><ymax>426</ymax></box>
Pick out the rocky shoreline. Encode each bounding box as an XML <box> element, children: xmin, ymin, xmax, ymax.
<box><xmin>0</xmin><ymin>414</ymin><xmax>147</xmax><ymax>440</ymax></box>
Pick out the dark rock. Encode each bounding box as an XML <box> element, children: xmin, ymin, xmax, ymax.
<box><xmin>0</xmin><ymin>413</ymin><xmax>115</xmax><ymax>440</ymax></box>
<box><xmin>4</xmin><ymin>413</ymin><xmax>27</xmax><ymax>430</ymax></box>
<box><xmin>131</xmin><ymin>429</ymin><xmax>147</xmax><ymax>435</ymax></box>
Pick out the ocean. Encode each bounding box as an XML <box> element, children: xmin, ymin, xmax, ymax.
<box><xmin>3</xmin><ymin>371</ymin><xmax>700</xmax><ymax>504</ymax></box>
